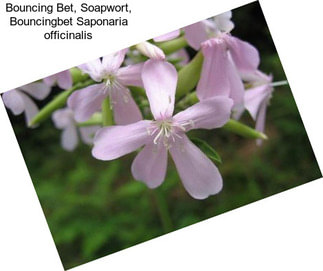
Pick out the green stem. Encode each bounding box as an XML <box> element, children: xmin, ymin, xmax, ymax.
<box><xmin>223</xmin><ymin>119</ymin><xmax>268</xmax><ymax>140</ymax></box>
<box><xmin>77</xmin><ymin>113</ymin><xmax>102</xmax><ymax>127</ymax></box>
<box><xmin>101</xmin><ymin>97</ymin><xmax>113</xmax><ymax>126</ymax></box>
<box><xmin>151</xmin><ymin>189</ymin><xmax>173</xmax><ymax>233</ymax></box>
<box><xmin>157</xmin><ymin>36</ymin><xmax>188</xmax><ymax>55</ymax></box>
<box><xmin>176</xmin><ymin>51</ymin><xmax>204</xmax><ymax>99</ymax></box>
<box><xmin>29</xmin><ymin>79</ymin><xmax>95</xmax><ymax>127</ymax></box>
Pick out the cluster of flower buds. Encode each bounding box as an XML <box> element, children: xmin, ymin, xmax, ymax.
<box><xmin>2</xmin><ymin>11</ymin><xmax>287</xmax><ymax>199</ymax></box>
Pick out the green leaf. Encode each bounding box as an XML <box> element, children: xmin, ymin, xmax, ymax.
<box><xmin>190</xmin><ymin>137</ymin><xmax>222</xmax><ymax>164</ymax></box>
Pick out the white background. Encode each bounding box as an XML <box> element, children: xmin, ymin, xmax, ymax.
<box><xmin>0</xmin><ymin>0</ymin><xmax>322</xmax><ymax>270</ymax></box>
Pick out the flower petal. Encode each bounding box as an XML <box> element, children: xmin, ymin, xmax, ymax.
<box><xmin>52</xmin><ymin>108</ymin><xmax>74</xmax><ymax>129</ymax></box>
<box><xmin>226</xmin><ymin>57</ymin><xmax>245</xmax><ymax>110</ymax></box>
<box><xmin>174</xmin><ymin>96</ymin><xmax>233</xmax><ymax>131</ymax></box>
<box><xmin>110</xmin><ymin>86</ymin><xmax>142</xmax><ymax>125</ymax></box>
<box><xmin>79</xmin><ymin>126</ymin><xmax>101</xmax><ymax>145</ymax></box>
<box><xmin>3</xmin><ymin>89</ymin><xmax>39</xmax><ymax>126</ymax></box>
<box><xmin>92</xmin><ymin>120</ymin><xmax>151</xmax><ymax>160</ymax></box>
<box><xmin>197</xmin><ymin>38</ymin><xmax>231</xmax><ymax>100</ymax></box>
<box><xmin>20</xmin><ymin>82</ymin><xmax>51</xmax><ymax>100</ymax></box>
<box><xmin>57</xmin><ymin>70</ymin><xmax>73</xmax><ymax>89</ymax></box>
<box><xmin>142</xmin><ymin>60</ymin><xmax>177</xmax><ymax>120</ymax></box>
<box><xmin>102</xmin><ymin>49</ymin><xmax>127</xmax><ymax>73</ymax></box>
<box><xmin>61</xmin><ymin>124</ymin><xmax>78</xmax><ymax>151</ymax></box>
<box><xmin>184</xmin><ymin>21</ymin><xmax>209</xmax><ymax>50</ymax></box>
<box><xmin>255</xmin><ymin>101</ymin><xmax>268</xmax><ymax>146</ymax></box>
<box><xmin>43</xmin><ymin>75</ymin><xmax>56</xmax><ymax>87</ymax></box>
<box><xmin>225</xmin><ymin>35</ymin><xmax>260</xmax><ymax>72</ymax></box>
<box><xmin>2</xmin><ymin>89</ymin><xmax>25</xmax><ymax>115</ymax></box>
<box><xmin>153</xmin><ymin>30</ymin><xmax>181</xmax><ymax>42</ymax></box>
<box><xmin>67</xmin><ymin>83</ymin><xmax>106</xmax><ymax>122</ymax></box>
<box><xmin>244</xmin><ymin>84</ymin><xmax>271</xmax><ymax>120</ymax></box>
<box><xmin>131</xmin><ymin>142</ymin><xmax>168</xmax><ymax>188</ymax></box>
<box><xmin>78</xmin><ymin>58</ymin><xmax>104</xmax><ymax>82</ymax></box>
<box><xmin>117</xmin><ymin>63</ymin><xmax>144</xmax><ymax>87</ymax></box>
<box><xmin>240</xmin><ymin>70</ymin><xmax>272</xmax><ymax>83</ymax></box>
<box><xmin>18</xmin><ymin>91</ymin><xmax>39</xmax><ymax>126</ymax></box>
<box><xmin>170</xmin><ymin>135</ymin><xmax>223</xmax><ymax>199</ymax></box>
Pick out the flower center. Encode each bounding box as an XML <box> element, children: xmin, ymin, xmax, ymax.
<box><xmin>104</xmin><ymin>74</ymin><xmax>117</xmax><ymax>88</ymax></box>
<box><xmin>102</xmin><ymin>73</ymin><xmax>124</xmax><ymax>99</ymax></box>
<box><xmin>147</xmin><ymin>118</ymin><xmax>194</xmax><ymax>148</ymax></box>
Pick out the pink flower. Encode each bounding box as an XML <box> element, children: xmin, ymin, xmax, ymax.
<box><xmin>43</xmin><ymin>70</ymin><xmax>73</xmax><ymax>90</ymax></box>
<box><xmin>2</xmin><ymin>82</ymin><xmax>51</xmax><ymax>126</ymax></box>
<box><xmin>92</xmin><ymin>60</ymin><xmax>233</xmax><ymax>199</ymax></box>
<box><xmin>67</xmin><ymin>49</ymin><xmax>143</xmax><ymax>125</ymax></box>
<box><xmin>52</xmin><ymin>108</ymin><xmax>100</xmax><ymax>151</ymax></box>
<box><xmin>242</xmin><ymin>71</ymin><xmax>273</xmax><ymax>145</ymax></box>
<box><xmin>196</xmin><ymin>30</ymin><xmax>259</xmax><ymax>115</ymax></box>
<box><xmin>196</xmin><ymin>38</ymin><xmax>244</xmax><ymax>115</ymax></box>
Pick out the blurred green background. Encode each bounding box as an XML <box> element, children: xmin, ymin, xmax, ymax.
<box><xmin>4</xmin><ymin>2</ymin><xmax>321</xmax><ymax>270</ymax></box>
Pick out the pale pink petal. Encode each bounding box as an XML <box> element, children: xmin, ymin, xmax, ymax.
<box><xmin>226</xmin><ymin>57</ymin><xmax>245</xmax><ymax>110</ymax></box>
<box><xmin>110</xmin><ymin>86</ymin><xmax>142</xmax><ymax>125</ymax></box>
<box><xmin>43</xmin><ymin>75</ymin><xmax>56</xmax><ymax>87</ymax></box>
<box><xmin>131</xmin><ymin>142</ymin><xmax>168</xmax><ymax>188</ymax></box>
<box><xmin>102</xmin><ymin>49</ymin><xmax>127</xmax><ymax>73</ymax></box>
<box><xmin>18</xmin><ymin>91</ymin><xmax>39</xmax><ymax>126</ymax></box>
<box><xmin>117</xmin><ymin>63</ymin><xmax>144</xmax><ymax>87</ymax></box>
<box><xmin>52</xmin><ymin>108</ymin><xmax>74</xmax><ymax>129</ymax></box>
<box><xmin>92</xmin><ymin>120</ymin><xmax>151</xmax><ymax>160</ymax></box>
<box><xmin>2</xmin><ymin>89</ymin><xmax>25</xmax><ymax>115</ymax></box>
<box><xmin>20</xmin><ymin>82</ymin><xmax>51</xmax><ymax>100</ymax></box>
<box><xmin>67</xmin><ymin>83</ymin><xmax>106</xmax><ymax>122</ymax></box>
<box><xmin>170</xmin><ymin>135</ymin><xmax>223</xmax><ymax>199</ymax></box>
<box><xmin>142</xmin><ymin>60</ymin><xmax>177</xmax><ymax>120</ymax></box>
<box><xmin>255</xmin><ymin>101</ymin><xmax>268</xmax><ymax>146</ymax></box>
<box><xmin>197</xmin><ymin>38</ymin><xmax>231</xmax><ymax>100</ymax></box>
<box><xmin>244</xmin><ymin>84</ymin><xmax>271</xmax><ymax>120</ymax></box>
<box><xmin>184</xmin><ymin>21</ymin><xmax>209</xmax><ymax>50</ymax></box>
<box><xmin>78</xmin><ymin>58</ymin><xmax>104</xmax><ymax>82</ymax></box>
<box><xmin>61</xmin><ymin>124</ymin><xmax>78</xmax><ymax>151</ymax></box>
<box><xmin>225</xmin><ymin>35</ymin><xmax>260</xmax><ymax>72</ymax></box>
<box><xmin>153</xmin><ymin>29</ymin><xmax>181</xmax><ymax>42</ymax></box>
<box><xmin>136</xmin><ymin>42</ymin><xmax>165</xmax><ymax>60</ymax></box>
<box><xmin>79</xmin><ymin>126</ymin><xmax>101</xmax><ymax>145</ymax></box>
<box><xmin>173</xmin><ymin>96</ymin><xmax>233</xmax><ymax>131</ymax></box>
<box><xmin>240</xmin><ymin>70</ymin><xmax>271</xmax><ymax>83</ymax></box>
<box><xmin>57</xmin><ymin>70</ymin><xmax>73</xmax><ymax>89</ymax></box>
